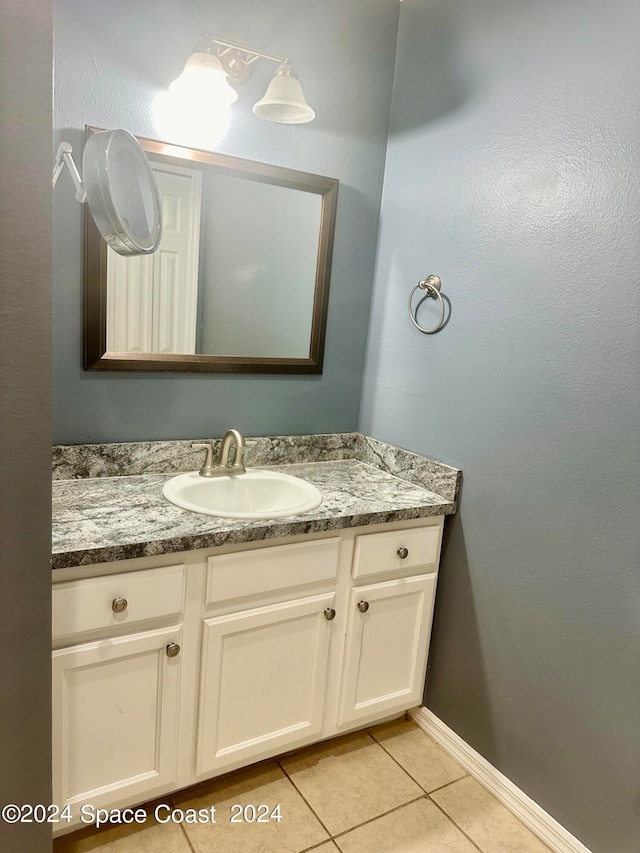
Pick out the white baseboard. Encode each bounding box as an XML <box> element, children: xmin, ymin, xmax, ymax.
<box><xmin>410</xmin><ymin>707</ymin><xmax>592</xmax><ymax>853</ymax></box>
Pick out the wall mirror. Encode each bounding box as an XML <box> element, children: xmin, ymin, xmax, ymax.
<box><xmin>84</xmin><ymin>127</ymin><xmax>339</xmax><ymax>373</ymax></box>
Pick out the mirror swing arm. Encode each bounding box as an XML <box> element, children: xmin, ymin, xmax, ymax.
<box><xmin>53</xmin><ymin>142</ymin><xmax>87</xmax><ymax>202</ymax></box>
<box><xmin>84</xmin><ymin>127</ymin><xmax>339</xmax><ymax>375</ymax></box>
<box><xmin>54</xmin><ymin>130</ymin><xmax>163</xmax><ymax>257</ymax></box>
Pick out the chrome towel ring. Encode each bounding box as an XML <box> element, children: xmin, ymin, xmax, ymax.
<box><xmin>408</xmin><ymin>274</ymin><xmax>446</xmax><ymax>334</ymax></box>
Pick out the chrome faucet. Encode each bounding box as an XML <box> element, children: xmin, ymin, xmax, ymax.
<box><xmin>192</xmin><ymin>429</ymin><xmax>247</xmax><ymax>478</ymax></box>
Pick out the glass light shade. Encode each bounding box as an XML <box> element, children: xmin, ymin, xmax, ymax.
<box><xmin>169</xmin><ymin>52</ymin><xmax>238</xmax><ymax>104</ymax></box>
<box><xmin>153</xmin><ymin>89</ymin><xmax>231</xmax><ymax>151</ymax></box>
<box><xmin>253</xmin><ymin>64</ymin><xmax>315</xmax><ymax>124</ymax></box>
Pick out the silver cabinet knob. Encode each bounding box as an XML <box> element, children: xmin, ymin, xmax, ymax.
<box><xmin>166</xmin><ymin>643</ymin><xmax>181</xmax><ymax>658</ymax></box>
<box><xmin>324</xmin><ymin>607</ymin><xmax>336</xmax><ymax>621</ymax></box>
<box><xmin>357</xmin><ymin>600</ymin><xmax>370</xmax><ymax>613</ymax></box>
<box><xmin>397</xmin><ymin>547</ymin><xmax>409</xmax><ymax>559</ymax></box>
<box><xmin>112</xmin><ymin>597</ymin><xmax>128</xmax><ymax>613</ymax></box>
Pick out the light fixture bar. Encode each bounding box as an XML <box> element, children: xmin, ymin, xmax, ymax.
<box><xmin>204</xmin><ymin>35</ymin><xmax>290</xmax><ymax>66</ymax></box>
<box><xmin>217</xmin><ymin>46</ymin><xmax>261</xmax><ymax>67</ymax></box>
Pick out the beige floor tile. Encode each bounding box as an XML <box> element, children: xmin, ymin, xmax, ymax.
<box><xmin>335</xmin><ymin>797</ymin><xmax>479</xmax><ymax>853</ymax></box>
<box><xmin>431</xmin><ymin>776</ymin><xmax>550</xmax><ymax>852</ymax></box>
<box><xmin>173</xmin><ymin>760</ymin><xmax>329</xmax><ymax>853</ymax></box>
<box><xmin>52</xmin><ymin>813</ymin><xmax>190</xmax><ymax>853</ymax></box>
<box><xmin>312</xmin><ymin>844</ymin><xmax>340</xmax><ymax>851</ymax></box>
<box><xmin>280</xmin><ymin>731</ymin><xmax>423</xmax><ymax>836</ymax></box>
<box><xmin>369</xmin><ymin>719</ymin><xmax>467</xmax><ymax>792</ymax></box>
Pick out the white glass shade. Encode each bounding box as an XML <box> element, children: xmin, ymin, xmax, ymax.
<box><xmin>82</xmin><ymin>130</ymin><xmax>162</xmax><ymax>256</ymax></box>
<box><xmin>253</xmin><ymin>64</ymin><xmax>315</xmax><ymax>124</ymax></box>
<box><xmin>169</xmin><ymin>52</ymin><xmax>238</xmax><ymax>105</ymax></box>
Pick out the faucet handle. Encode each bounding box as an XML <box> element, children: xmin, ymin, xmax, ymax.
<box><xmin>192</xmin><ymin>442</ymin><xmax>213</xmax><ymax>454</ymax></box>
<box><xmin>191</xmin><ymin>443</ymin><xmax>216</xmax><ymax>477</ymax></box>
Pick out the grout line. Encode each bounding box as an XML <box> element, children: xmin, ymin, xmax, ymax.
<box><xmin>178</xmin><ymin>820</ymin><xmax>198</xmax><ymax>853</ymax></box>
<box><xmin>363</xmin><ymin>724</ymin><xmax>484</xmax><ymax>851</ymax></box>
<box><xmin>298</xmin><ymin>839</ymin><xmax>339</xmax><ymax>853</ymax></box>
<box><xmin>276</xmin><ymin>759</ymin><xmax>334</xmax><ymax>840</ymax></box>
<box><xmin>427</xmin><ymin>773</ymin><xmax>470</xmax><ymax>795</ymax></box>
<box><xmin>328</xmin><ymin>792</ymin><xmax>489</xmax><ymax>853</ymax></box>
<box><xmin>279</xmin><ymin>728</ymin><xmax>471</xmax><ymax>844</ymax></box>
<box><xmin>426</xmin><ymin>794</ymin><xmax>485</xmax><ymax>853</ymax></box>
<box><xmin>166</xmin><ymin>792</ymin><xmax>197</xmax><ymax>853</ymax></box>
<box><xmin>366</xmin><ymin>724</ymin><xmax>469</xmax><ymax>797</ymax></box>
<box><xmin>331</xmin><ymin>794</ymin><xmax>427</xmax><ymax>840</ymax></box>
<box><xmin>278</xmin><ymin>755</ymin><xmax>430</xmax><ymax>845</ymax></box>
<box><xmin>275</xmin><ymin>730</ymin><xmax>381</xmax><ymax>838</ymax></box>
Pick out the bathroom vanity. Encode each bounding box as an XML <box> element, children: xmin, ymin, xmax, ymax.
<box><xmin>51</xmin><ymin>434</ymin><xmax>460</xmax><ymax>834</ymax></box>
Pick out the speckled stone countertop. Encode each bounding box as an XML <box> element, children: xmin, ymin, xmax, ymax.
<box><xmin>52</xmin><ymin>434</ymin><xmax>461</xmax><ymax>570</ymax></box>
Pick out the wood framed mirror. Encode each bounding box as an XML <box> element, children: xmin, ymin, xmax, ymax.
<box><xmin>84</xmin><ymin>127</ymin><xmax>339</xmax><ymax>373</ymax></box>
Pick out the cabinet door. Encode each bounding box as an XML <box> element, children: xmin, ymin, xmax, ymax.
<box><xmin>52</xmin><ymin>625</ymin><xmax>182</xmax><ymax>814</ymax></box>
<box><xmin>338</xmin><ymin>574</ymin><xmax>437</xmax><ymax>727</ymax></box>
<box><xmin>197</xmin><ymin>593</ymin><xmax>334</xmax><ymax>777</ymax></box>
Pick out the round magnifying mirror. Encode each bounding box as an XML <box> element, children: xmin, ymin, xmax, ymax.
<box><xmin>82</xmin><ymin>129</ymin><xmax>162</xmax><ymax>256</ymax></box>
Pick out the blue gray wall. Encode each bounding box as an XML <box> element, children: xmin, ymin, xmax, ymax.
<box><xmin>0</xmin><ymin>2</ymin><xmax>52</xmax><ymax>851</ymax></box>
<box><xmin>360</xmin><ymin>1</ymin><xmax>640</xmax><ymax>850</ymax></box>
<box><xmin>53</xmin><ymin>0</ymin><xmax>399</xmax><ymax>444</ymax></box>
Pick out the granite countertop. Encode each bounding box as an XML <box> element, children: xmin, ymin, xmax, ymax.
<box><xmin>52</xmin><ymin>434</ymin><xmax>459</xmax><ymax>569</ymax></box>
<box><xmin>52</xmin><ymin>459</ymin><xmax>456</xmax><ymax>570</ymax></box>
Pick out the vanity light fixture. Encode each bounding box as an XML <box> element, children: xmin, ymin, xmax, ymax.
<box><xmin>171</xmin><ymin>34</ymin><xmax>316</xmax><ymax>124</ymax></box>
<box><xmin>52</xmin><ymin>129</ymin><xmax>163</xmax><ymax>256</ymax></box>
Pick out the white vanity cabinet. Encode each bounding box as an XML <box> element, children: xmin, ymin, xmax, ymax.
<box><xmin>196</xmin><ymin>538</ymin><xmax>341</xmax><ymax>777</ymax></box>
<box><xmin>52</xmin><ymin>518</ymin><xmax>444</xmax><ymax>832</ymax></box>
<box><xmin>51</xmin><ymin>566</ymin><xmax>186</xmax><ymax>816</ymax></box>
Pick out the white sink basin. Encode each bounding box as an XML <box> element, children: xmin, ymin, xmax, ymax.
<box><xmin>162</xmin><ymin>469</ymin><xmax>323</xmax><ymax>519</ymax></box>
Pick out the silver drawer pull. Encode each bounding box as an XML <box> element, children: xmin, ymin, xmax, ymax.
<box><xmin>166</xmin><ymin>643</ymin><xmax>181</xmax><ymax>658</ymax></box>
<box><xmin>324</xmin><ymin>607</ymin><xmax>336</xmax><ymax>621</ymax></box>
<box><xmin>357</xmin><ymin>600</ymin><xmax>370</xmax><ymax>613</ymax></box>
<box><xmin>112</xmin><ymin>597</ymin><xmax>128</xmax><ymax>614</ymax></box>
<box><xmin>397</xmin><ymin>547</ymin><xmax>409</xmax><ymax>559</ymax></box>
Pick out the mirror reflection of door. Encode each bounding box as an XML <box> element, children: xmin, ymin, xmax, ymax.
<box><xmin>106</xmin><ymin>163</ymin><xmax>202</xmax><ymax>354</ymax></box>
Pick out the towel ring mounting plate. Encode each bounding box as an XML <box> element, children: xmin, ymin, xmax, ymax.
<box><xmin>408</xmin><ymin>274</ymin><xmax>445</xmax><ymax>334</ymax></box>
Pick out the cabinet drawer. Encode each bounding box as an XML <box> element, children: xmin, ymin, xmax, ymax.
<box><xmin>206</xmin><ymin>538</ymin><xmax>340</xmax><ymax>606</ymax></box>
<box><xmin>352</xmin><ymin>524</ymin><xmax>442</xmax><ymax>579</ymax></box>
<box><xmin>52</xmin><ymin>565</ymin><xmax>186</xmax><ymax>642</ymax></box>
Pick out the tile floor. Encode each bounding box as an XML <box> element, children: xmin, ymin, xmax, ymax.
<box><xmin>53</xmin><ymin>718</ymin><xmax>551</xmax><ymax>853</ymax></box>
